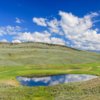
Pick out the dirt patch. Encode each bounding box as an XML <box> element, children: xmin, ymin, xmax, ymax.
<box><xmin>0</xmin><ymin>80</ymin><xmax>20</xmax><ymax>87</ymax></box>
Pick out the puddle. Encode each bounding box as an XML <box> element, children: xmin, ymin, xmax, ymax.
<box><xmin>17</xmin><ymin>74</ymin><xmax>98</xmax><ymax>86</ymax></box>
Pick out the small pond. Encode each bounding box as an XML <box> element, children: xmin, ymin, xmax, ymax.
<box><xmin>16</xmin><ymin>74</ymin><xmax>98</xmax><ymax>86</ymax></box>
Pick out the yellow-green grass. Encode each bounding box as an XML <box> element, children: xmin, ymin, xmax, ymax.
<box><xmin>0</xmin><ymin>42</ymin><xmax>100</xmax><ymax>100</ymax></box>
<box><xmin>0</xmin><ymin>77</ymin><xmax>100</xmax><ymax>100</ymax></box>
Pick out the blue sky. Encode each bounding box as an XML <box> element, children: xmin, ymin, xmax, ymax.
<box><xmin>0</xmin><ymin>0</ymin><xmax>100</xmax><ymax>51</ymax></box>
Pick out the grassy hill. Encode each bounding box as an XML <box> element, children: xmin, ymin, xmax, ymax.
<box><xmin>0</xmin><ymin>42</ymin><xmax>99</xmax><ymax>66</ymax></box>
<box><xmin>0</xmin><ymin>42</ymin><xmax>100</xmax><ymax>100</ymax></box>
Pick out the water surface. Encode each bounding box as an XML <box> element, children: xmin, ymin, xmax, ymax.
<box><xmin>17</xmin><ymin>74</ymin><xmax>98</xmax><ymax>86</ymax></box>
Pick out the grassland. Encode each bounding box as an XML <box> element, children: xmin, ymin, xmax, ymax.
<box><xmin>0</xmin><ymin>42</ymin><xmax>100</xmax><ymax>100</ymax></box>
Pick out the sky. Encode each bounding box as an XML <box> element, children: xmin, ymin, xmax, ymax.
<box><xmin>0</xmin><ymin>0</ymin><xmax>100</xmax><ymax>51</ymax></box>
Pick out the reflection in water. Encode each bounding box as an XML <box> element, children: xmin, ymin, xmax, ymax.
<box><xmin>17</xmin><ymin>74</ymin><xmax>98</xmax><ymax>86</ymax></box>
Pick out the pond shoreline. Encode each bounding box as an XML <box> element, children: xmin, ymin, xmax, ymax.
<box><xmin>17</xmin><ymin>73</ymin><xmax>99</xmax><ymax>78</ymax></box>
<box><xmin>17</xmin><ymin>74</ymin><xmax>98</xmax><ymax>87</ymax></box>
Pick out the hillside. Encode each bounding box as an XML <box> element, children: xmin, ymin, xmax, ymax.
<box><xmin>0</xmin><ymin>42</ymin><xmax>100</xmax><ymax>100</ymax></box>
<box><xmin>0</xmin><ymin>42</ymin><xmax>99</xmax><ymax>67</ymax></box>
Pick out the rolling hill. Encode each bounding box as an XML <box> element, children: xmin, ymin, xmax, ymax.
<box><xmin>0</xmin><ymin>42</ymin><xmax>99</xmax><ymax>67</ymax></box>
<box><xmin>0</xmin><ymin>42</ymin><xmax>100</xmax><ymax>100</ymax></box>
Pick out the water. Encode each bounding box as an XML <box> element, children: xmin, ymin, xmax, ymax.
<box><xmin>17</xmin><ymin>74</ymin><xmax>98</xmax><ymax>86</ymax></box>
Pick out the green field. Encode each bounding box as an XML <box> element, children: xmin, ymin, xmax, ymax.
<box><xmin>0</xmin><ymin>42</ymin><xmax>100</xmax><ymax>100</ymax></box>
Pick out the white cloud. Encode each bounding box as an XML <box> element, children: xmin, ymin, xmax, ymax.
<box><xmin>12</xmin><ymin>40</ymin><xmax>21</xmax><ymax>43</ymax></box>
<box><xmin>59</xmin><ymin>11</ymin><xmax>100</xmax><ymax>50</ymax></box>
<box><xmin>0</xmin><ymin>39</ymin><xmax>8</xmax><ymax>43</ymax></box>
<box><xmin>47</xmin><ymin>18</ymin><xmax>60</xmax><ymax>33</ymax></box>
<box><xmin>14</xmin><ymin>31</ymin><xmax>51</xmax><ymax>43</ymax></box>
<box><xmin>32</xmin><ymin>11</ymin><xmax>100</xmax><ymax>51</ymax></box>
<box><xmin>14</xmin><ymin>31</ymin><xmax>65</xmax><ymax>45</ymax></box>
<box><xmin>51</xmin><ymin>37</ymin><xmax>65</xmax><ymax>45</ymax></box>
<box><xmin>15</xmin><ymin>32</ymin><xmax>34</xmax><ymax>42</ymax></box>
<box><xmin>32</xmin><ymin>31</ymin><xmax>51</xmax><ymax>43</ymax></box>
<box><xmin>59</xmin><ymin>11</ymin><xmax>93</xmax><ymax>35</ymax></box>
<box><xmin>16</xmin><ymin>17</ymin><xmax>24</xmax><ymax>23</ymax></box>
<box><xmin>33</xmin><ymin>17</ymin><xmax>47</xmax><ymax>26</ymax></box>
<box><xmin>0</xmin><ymin>11</ymin><xmax>100</xmax><ymax>51</ymax></box>
<box><xmin>0</xmin><ymin>25</ymin><xmax>22</xmax><ymax>36</ymax></box>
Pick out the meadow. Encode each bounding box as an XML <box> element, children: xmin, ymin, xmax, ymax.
<box><xmin>0</xmin><ymin>42</ymin><xmax>100</xmax><ymax>100</ymax></box>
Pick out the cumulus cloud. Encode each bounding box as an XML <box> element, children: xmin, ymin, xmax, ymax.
<box><xmin>33</xmin><ymin>17</ymin><xmax>47</xmax><ymax>26</ymax></box>
<box><xmin>59</xmin><ymin>11</ymin><xmax>95</xmax><ymax>35</ymax></box>
<box><xmin>0</xmin><ymin>11</ymin><xmax>100</xmax><ymax>51</ymax></box>
<box><xmin>12</xmin><ymin>40</ymin><xmax>21</xmax><ymax>43</ymax></box>
<box><xmin>0</xmin><ymin>39</ymin><xmax>8</xmax><ymax>43</ymax></box>
<box><xmin>14</xmin><ymin>31</ymin><xmax>50</xmax><ymax>42</ymax></box>
<box><xmin>33</xmin><ymin>17</ymin><xmax>61</xmax><ymax>34</ymax></box>
<box><xmin>15</xmin><ymin>32</ymin><xmax>34</xmax><ymax>42</ymax></box>
<box><xmin>14</xmin><ymin>31</ymin><xmax>65</xmax><ymax>45</ymax></box>
<box><xmin>47</xmin><ymin>18</ymin><xmax>60</xmax><ymax>33</ymax></box>
<box><xmin>33</xmin><ymin>11</ymin><xmax>100</xmax><ymax>51</ymax></box>
<box><xmin>59</xmin><ymin>11</ymin><xmax>100</xmax><ymax>50</ymax></box>
<box><xmin>32</xmin><ymin>31</ymin><xmax>51</xmax><ymax>43</ymax></box>
<box><xmin>0</xmin><ymin>25</ymin><xmax>22</xmax><ymax>36</ymax></box>
<box><xmin>51</xmin><ymin>37</ymin><xmax>65</xmax><ymax>45</ymax></box>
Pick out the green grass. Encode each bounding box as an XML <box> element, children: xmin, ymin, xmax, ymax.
<box><xmin>0</xmin><ymin>42</ymin><xmax>100</xmax><ymax>100</ymax></box>
<box><xmin>0</xmin><ymin>78</ymin><xmax>100</xmax><ymax>100</ymax></box>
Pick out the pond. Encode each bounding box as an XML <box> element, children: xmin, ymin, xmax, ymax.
<box><xmin>16</xmin><ymin>74</ymin><xmax>98</xmax><ymax>86</ymax></box>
